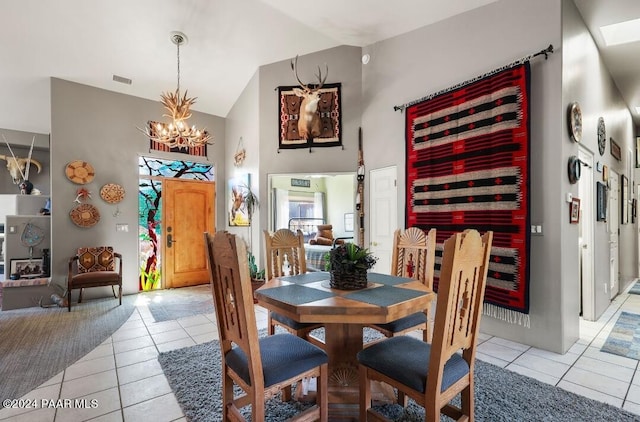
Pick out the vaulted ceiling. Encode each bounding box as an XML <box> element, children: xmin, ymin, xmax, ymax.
<box><xmin>0</xmin><ymin>0</ymin><xmax>500</xmax><ymax>134</ymax></box>
<box><xmin>2</xmin><ymin>0</ymin><xmax>638</xmax><ymax>135</ymax></box>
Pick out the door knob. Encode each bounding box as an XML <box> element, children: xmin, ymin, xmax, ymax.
<box><xmin>167</xmin><ymin>234</ymin><xmax>177</xmax><ymax>248</ymax></box>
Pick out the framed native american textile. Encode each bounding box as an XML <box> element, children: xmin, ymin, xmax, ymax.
<box><xmin>405</xmin><ymin>63</ymin><xmax>531</xmax><ymax>323</ymax></box>
<box><xmin>277</xmin><ymin>83</ymin><xmax>342</xmax><ymax>150</ymax></box>
<box><xmin>147</xmin><ymin>121</ymin><xmax>208</xmax><ymax>157</ymax></box>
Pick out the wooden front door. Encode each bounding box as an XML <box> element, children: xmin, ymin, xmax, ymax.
<box><xmin>162</xmin><ymin>178</ymin><xmax>215</xmax><ymax>288</ymax></box>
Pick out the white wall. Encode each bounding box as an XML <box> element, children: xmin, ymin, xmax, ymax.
<box><xmin>563</xmin><ymin>1</ymin><xmax>637</xmax><ymax>315</ymax></box>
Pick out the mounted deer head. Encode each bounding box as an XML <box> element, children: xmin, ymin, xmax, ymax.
<box><xmin>291</xmin><ymin>55</ymin><xmax>328</xmax><ymax>141</ymax></box>
<box><xmin>0</xmin><ymin>155</ymin><xmax>42</xmax><ymax>184</ymax></box>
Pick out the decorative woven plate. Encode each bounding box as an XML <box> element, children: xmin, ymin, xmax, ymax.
<box><xmin>65</xmin><ymin>160</ymin><xmax>95</xmax><ymax>184</ymax></box>
<box><xmin>70</xmin><ymin>203</ymin><xmax>100</xmax><ymax>228</ymax></box>
<box><xmin>100</xmin><ymin>183</ymin><xmax>125</xmax><ymax>204</ymax></box>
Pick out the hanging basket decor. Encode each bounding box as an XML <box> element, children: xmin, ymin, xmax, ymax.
<box><xmin>327</xmin><ymin>243</ymin><xmax>377</xmax><ymax>290</ymax></box>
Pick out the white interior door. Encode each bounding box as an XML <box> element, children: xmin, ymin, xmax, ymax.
<box><xmin>578</xmin><ymin>148</ymin><xmax>594</xmax><ymax>320</ymax></box>
<box><xmin>368</xmin><ymin>166</ymin><xmax>397</xmax><ymax>272</ymax></box>
<box><xmin>609</xmin><ymin>170</ymin><xmax>620</xmax><ymax>299</ymax></box>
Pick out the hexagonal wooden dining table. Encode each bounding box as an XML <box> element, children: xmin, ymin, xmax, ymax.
<box><xmin>255</xmin><ymin>271</ymin><xmax>434</xmax><ymax>420</ymax></box>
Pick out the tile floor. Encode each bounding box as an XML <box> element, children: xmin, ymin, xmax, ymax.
<box><xmin>2</xmin><ymin>285</ymin><xmax>640</xmax><ymax>421</ymax></box>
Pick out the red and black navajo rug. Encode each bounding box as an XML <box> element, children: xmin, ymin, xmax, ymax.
<box><xmin>405</xmin><ymin>63</ymin><xmax>531</xmax><ymax>324</ymax></box>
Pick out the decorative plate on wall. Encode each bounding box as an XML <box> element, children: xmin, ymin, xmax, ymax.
<box><xmin>567</xmin><ymin>102</ymin><xmax>582</xmax><ymax>143</ymax></box>
<box><xmin>100</xmin><ymin>183</ymin><xmax>125</xmax><ymax>204</ymax></box>
<box><xmin>70</xmin><ymin>203</ymin><xmax>100</xmax><ymax>228</ymax></box>
<box><xmin>597</xmin><ymin>117</ymin><xmax>606</xmax><ymax>156</ymax></box>
<box><xmin>65</xmin><ymin>160</ymin><xmax>95</xmax><ymax>184</ymax></box>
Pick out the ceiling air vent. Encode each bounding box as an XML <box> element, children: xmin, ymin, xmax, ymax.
<box><xmin>112</xmin><ymin>74</ymin><xmax>132</xmax><ymax>85</ymax></box>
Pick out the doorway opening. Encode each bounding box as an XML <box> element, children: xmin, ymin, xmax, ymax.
<box><xmin>267</xmin><ymin>173</ymin><xmax>356</xmax><ymax>271</ymax></box>
<box><xmin>138</xmin><ymin>156</ymin><xmax>215</xmax><ymax>291</ymax></box>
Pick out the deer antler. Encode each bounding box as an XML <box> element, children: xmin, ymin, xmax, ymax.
<box><xmin>315</xmin><ymin>64</ymin><xmax>328</xmax><ymax>90</ymax></box>
<box><xmin>291</xmin><ymin>55</ymin><xmax>309</xmax><ymax>92</ymax></box>
<box><xmin>291</xmin><ymin>55</ymin><xmax>329</xmax><ymax>92</ymax></box>
<box><xmin>160</xmin><ymin>89</ymin><xmax>196</xmax><ymax>121</ymax></box>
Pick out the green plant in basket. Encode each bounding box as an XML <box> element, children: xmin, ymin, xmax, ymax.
<box><xmin>326</xmin><ymin>243</ymin><xmax>377</xmax><ymax>289</ymax></box>
<box><xmin>327</xmin><ymin>243</ymin><xmax>377</xmax><ymax>270</ymax></box>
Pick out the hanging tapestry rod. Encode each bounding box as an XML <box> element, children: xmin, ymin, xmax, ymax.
<box><xmin>393</xmin><ymin>44</ymin><xmax>554</xmax><ymax>112</ymax></box>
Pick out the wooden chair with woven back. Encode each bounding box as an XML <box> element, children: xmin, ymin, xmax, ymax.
<box><xmin>67</xmin><ymin>246</ymin><xmax>122</xmax><ymax>312</ymax></box>
<box><xmin>357</xmin><ymin>229</ymin><xmax>493</xmax><ymax>422</ymax></box>
<box><xmin>263</xmin><ymin>228</ymin><xmax>324</xmax><ymax>347</ymax></box>
<box><xmin>204</xmin><ymin>231</ymin><xmax>328</xmax><ymax>421</ymax></box>
<box><xmin>368</xmin><ymin>227</ymin><xmax>436</xmax><ymax>342</ymax></box>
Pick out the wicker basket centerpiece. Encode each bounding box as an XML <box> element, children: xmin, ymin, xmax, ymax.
<box><xmin>326</xmin><ymin>243</ymin><xmax>377</xmax><ymax>290</ymax></box>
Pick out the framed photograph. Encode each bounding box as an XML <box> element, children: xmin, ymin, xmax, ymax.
<box><xmin>344</xmin><ymin>212</ymin><xmax>354</xmax><ymax>232</ymax></box>
<box><xmin>10</xmin><ymin>258</ymin><xmax>44</xmax><ymax>278</ymax></box>
<box><xmin>570</xmin><ymin>197</ymin><xmax>580</xmax><ymax>224</ymax></box>
<box><xmin>610</xmin><ymin>137</ymin><xmax>622</xmax><ymax>161</ymax></box>
<box><xmin>622</xmin><ymin>174</ymin><xmax>629</xmax><ymax>224</ymax></box>
<box><xmin>228</xmin><ymin>174</ymin><xmax>251</xmax><ymax>227</ymax></box>
<box><xmin>597</xmin><ymin>182</ymin><xmax>607</xmax><ymax>221</ymax></box>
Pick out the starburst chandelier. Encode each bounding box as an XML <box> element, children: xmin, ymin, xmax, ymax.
<box><xmin>139</xmin><ymin>31</ymin><xmax>212</xmax><ymax>148</ymax></box>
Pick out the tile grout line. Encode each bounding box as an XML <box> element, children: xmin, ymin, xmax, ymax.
<box><xmin>556</xmin><ymin>292</ymin><xmax>634</xmax><ymax>406</ymax></box>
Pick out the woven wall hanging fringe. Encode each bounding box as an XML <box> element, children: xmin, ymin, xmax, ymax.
<box><xmin>393</xmin><ymin>44</ymin><xmax>553</xmax><ymax>112</ymax></box>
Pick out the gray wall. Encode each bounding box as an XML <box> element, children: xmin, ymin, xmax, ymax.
<box><xmin>225</xmin><ymin>71</ymin><xmax>261</xmax><ymax>256</ymax></box>
<box><xmin>226</xmin><ymin>45</ymin><xmax>363</xmax><ymax>268</ymax></box>
<box><xmin>360</xmin><ymin>0</ymin><xmax>571</xmax><ymax>352</ymax></box>
<box><xmin>257</xmin><ymin>45</ymin><xmax>363</xmax><ymax>258</ymax></box>
<box><xmin>50</xmin><ymin>78</ymin><xmax>226</xmax><ymax>298</ymax></box>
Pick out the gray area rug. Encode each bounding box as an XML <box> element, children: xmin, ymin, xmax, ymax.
<box><xmin>629</xmin><ymin>281</ymin><xmax>640</xmax><ymax>295</ymax></box>
<box><xmin>159</xmin><ymin>329</ymin><xmax>640</xmax><ymax>421</ymax></box>
<box><xmin>144</xmin><ymin>285</ymin><xmax>213</xmax><ymax>322</ymax></box>
<box><xmin>0</xmin><ymin>295</ymin><xmax>135</xmax><ymax>402</ymax></box>
<box><xmin>601</xmin><ymin>311</ymin><xmax>640</xmax><ymax>360</ymax></box>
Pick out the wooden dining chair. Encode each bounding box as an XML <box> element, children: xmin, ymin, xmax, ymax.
<box><xmin>368</xmin><ymin>227</ymin><xmax>436</xmax><ymax>342</ymax></box>
<box><xmin>204</xmin><ymin>231</ymin><xmax>328</xmax><ymax>421</ymax></box>
<box><xmin>357</xmin><ymin>229</ymin><xmax>493</xmax><ymax>422</ymax></box>
<box><xmin>264</xmin><ymin>228</ymin><xmax>324</xmax><ymax>346</ymax></box>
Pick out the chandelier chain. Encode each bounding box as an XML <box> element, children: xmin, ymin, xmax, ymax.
<box><xmin>176</xmin><ymin>36</ymin><xmax>181</xmax><ymax>94</ymax></box>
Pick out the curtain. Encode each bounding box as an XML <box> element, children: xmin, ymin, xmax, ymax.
<box><xmin>274</xmin><ymin>188</ymin><xmax>289</xmax><ymax>229</ymax></box>
<box><xmin>314</xmin><ymin>192</ymin><xmax>325</xmax><ymax>220</ymax></box>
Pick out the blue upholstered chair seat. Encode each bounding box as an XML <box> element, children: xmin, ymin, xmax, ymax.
<box><xmin>226</xmin><ymin>333</ymin><xmax>328</xmax><ymax>387</ymax></box>
<box><xmin>271</xmin><ymin>311</ymin><xmax>319</xmax><ymax>330</ymax></box>
<box><xmin>357</xmin><ymin>336</ymin><xmax>469</xmax><ymax>393</ymax></box>
<box><xmin>372</xmin><ymin>311</ymin><xmax>427</xmax><ymax>332</ymax></box>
